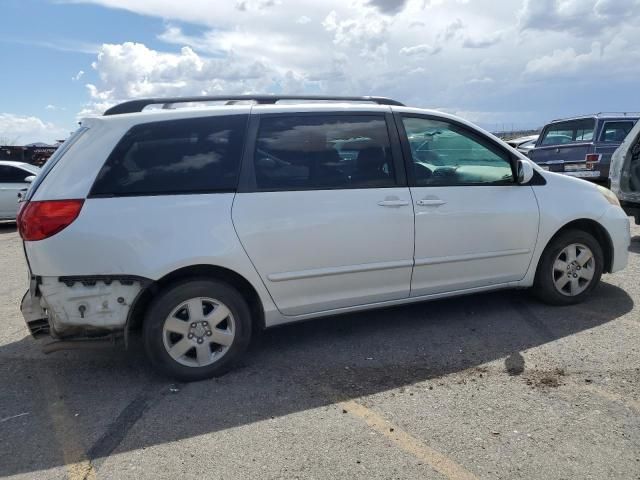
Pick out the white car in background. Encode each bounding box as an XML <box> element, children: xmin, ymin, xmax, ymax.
<box><xmin>17</xmin><ymin>95</ymin><xmax>630</xmax><ymax>381</ymax></box>
<box><xmin>506</xmin><ymin>135</ymin><xmax>539</xmax><ymax>156</ymax></box>
<box><xmin>0</xmin><ymin>161</ymin><xmax>39</xmax><ymax>220</ymax></box>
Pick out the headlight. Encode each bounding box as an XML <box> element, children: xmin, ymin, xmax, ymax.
<box><xmin>597</xmin><ymin>185</ymin><xmax>621</xmax><ymax>207</ymax></box>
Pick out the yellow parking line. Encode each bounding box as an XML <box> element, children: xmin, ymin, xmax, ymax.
<box><xmin>36</xmin><ymin>369</ymin><xmax>97</xmax><ymax>480</ymax></box>
<box><xmin>340</xmin><ymin>399</ymin><xmax>478</xmax><ymax>480</ymax></box>
<box><xmin>65</xmin><ymin>460</ymin><xmax>97</xmax><ymax>480</ymax></box>
<box><xmin>570</xmin><ymin>381</ymin><xmax>640</xmax><ymax>413</ymax></box>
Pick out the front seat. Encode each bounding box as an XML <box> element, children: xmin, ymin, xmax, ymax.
<box><xmin>351</xmin><ymin>147</ymin><xmax>392</xmax><ymax>187</ymax></box>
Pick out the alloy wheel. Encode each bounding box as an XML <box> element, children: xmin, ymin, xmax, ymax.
<box><xmin>162</xmin><ymin>297</ymin><xmax>235</xmax><ymax>367</ymax></box>
<box><xmin>552</xmin><ymin>243</ymin><xmax>596</xmax><ymax>296</ymax></box>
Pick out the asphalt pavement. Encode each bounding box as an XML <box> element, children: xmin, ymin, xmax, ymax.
<box><xmin>0</xmin><ymin>221</ymin><xmax>638</xmax><ymax>480</ymax></box>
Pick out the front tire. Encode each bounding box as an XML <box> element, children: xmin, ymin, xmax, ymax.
<box><xmin>533</xmin><ymin>229</ymin><xmax>603</xmax><ymax>305</ymax></box>
<box><xmin>143</xmin><ymin>279</ymin><xmax>251</xmax><ymax>381</ymax></box>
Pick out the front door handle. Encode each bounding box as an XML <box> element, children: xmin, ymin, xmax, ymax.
<box><xmin>416</xmin><ymin>199</ymin><xmax>446</xmax><ymax>206</ymax></box>
<box><xmin>378</xmin><ymin>200</ymin><xmax>409</xmax><ymax>207</ymax></box>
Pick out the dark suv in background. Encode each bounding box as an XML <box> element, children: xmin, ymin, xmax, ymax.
<box><xmin>528</xmin><ymin>113</ymin><xmax>639</xmax><ymax>184</ymax></box>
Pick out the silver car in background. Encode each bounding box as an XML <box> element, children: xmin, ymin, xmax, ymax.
<box><xmin>610</xmin><ymin>122</ymin><xmax>640</xmax><ymax>225</ymax></box>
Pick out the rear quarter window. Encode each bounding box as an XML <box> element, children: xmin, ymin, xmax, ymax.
<box><xmin>0</xmin><ymin>165</ymin><xmax>32</xmax><ymax>183</ymax></box>
<box><xmin>599</xmin><ymin>121</ymin><xmax>635</xmax><ymax>143</ymax></box>
<box><xmin>91</xmin><ymin>115</ymin><xmax>248</xmax><ymax>197</ymax></box>
<box><xmin>23</xmin><ymin>126</ymin><xmax>88</xmax><ymax>201</ymax></box>
<box><xmin>540</xmin><ymin>119</ymin><xmax>595</xmax><ymax>146</ymax></box>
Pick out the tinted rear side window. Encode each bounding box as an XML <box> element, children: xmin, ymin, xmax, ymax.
<box><xmin>91</xmin><ymin>115</ymin><xmax>247</xmax><ymax>196</ymax></box>
<box><xmin>599</xmin><ymin>121</ymin><xmax>635</xmax><ymax>143</ymax></box>
<box><xmin>253</xmin><ymin>115</ymin><xmax>396</xmax><ymax>190</ymax></box>
<box><xmin>0</xmin><ymin>165</ymin><xmax>31</xmax><ymax>183</ymax></box>
<box><xmin>540</xmin><ymin>119</ymin><xmax>595</xmax><ymax>146</ymax></box>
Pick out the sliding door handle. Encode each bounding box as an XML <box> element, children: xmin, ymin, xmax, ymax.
<box><xmin>416</xmin><ymin>199</ymin><xmax>446</xmax><ymax>206</ymax></box>
<box><xmin>378</xmin><ymin>200</ymin><xmax>409</xmax><ymax>207</ymax></box>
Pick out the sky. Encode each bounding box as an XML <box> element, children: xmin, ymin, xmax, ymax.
<box><xmin>0</xmin><ymin>0</ymin><xmax>639</xmax><ymax>144</ymax></box>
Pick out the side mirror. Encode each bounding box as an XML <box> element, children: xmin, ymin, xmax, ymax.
<box><xmin>517</xmin><ymin>159</ymin><xmax>534</xmax><ymax>184</ymax></box>
<box><xmin>24</xmin><ymin>175</ymin><xmax>36</xmax><ymax>183</ymax></box>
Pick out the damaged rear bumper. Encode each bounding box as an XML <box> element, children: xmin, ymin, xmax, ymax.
<box><xmin>21</xmin><ymin>275</ymin><xmax>149</xmax><ymax>339</ymax></box>
<box><xmin>21</xmin><ymin>289</ymin><xmax>49</xmax><ymax>338</ymax></box>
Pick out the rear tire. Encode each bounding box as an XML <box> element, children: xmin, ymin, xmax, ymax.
<box><xmin>533</xmin><ymin>229</ymin><xmax>603</xmax><ymax>306</ymax></box>
<box><xmin>143</xmin><ymin>279</ymin><xmax>251</xmax><ymax>381</ymax></box>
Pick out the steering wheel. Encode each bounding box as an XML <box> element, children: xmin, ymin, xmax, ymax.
<box><xmin>412</xmin><ymin>159</ymin><xmax>433</xmax><ymax>181</ymax></box>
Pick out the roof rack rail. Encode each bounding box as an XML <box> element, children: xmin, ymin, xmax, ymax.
<box><xmin>550</xmin><ymin>112</ymin><xmax>640</xmax><ymax>122</ymax></box>
<box><xmin>103</xmin><ymin>95</ymin><xmax>405</xmax><ymax>116</ymax></box>
<box><xmin>595</xmin><ymin>111</ymin><xmax>640</xmax><ymax>117</ymax></box>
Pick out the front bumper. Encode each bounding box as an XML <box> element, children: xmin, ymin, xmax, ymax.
<box><xmin>598</xmin><ymin>205</ymin><xmax>631</xmax><ymax>273</ymax></box>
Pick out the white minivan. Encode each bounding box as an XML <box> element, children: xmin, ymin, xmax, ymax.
<box><xmin>18</xmin><ymin>95</ymin><xmax>630</xmax><ymax>381</ymax></box>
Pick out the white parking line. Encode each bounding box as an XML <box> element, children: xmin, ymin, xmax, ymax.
<box><xmin>0</xmin><ymin>412</ymin><xmax>29</xmax><ymax>424</ymax></box>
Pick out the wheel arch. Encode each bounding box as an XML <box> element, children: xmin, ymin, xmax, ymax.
<box><xmin>126</xmin><ymin>264</ymin><xmax>265</xmax><ymax>337</ymax></box>
<box><xmin>537</xmin><ymin>218</ymin><xmax>614</xmax><ymax>276</ymax></box>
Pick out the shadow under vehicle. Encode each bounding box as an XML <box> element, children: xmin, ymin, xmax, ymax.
<box><xmin>0</xmin><ymin>284</ymin><xmax>634</xmax><ymax>477</ymax></box>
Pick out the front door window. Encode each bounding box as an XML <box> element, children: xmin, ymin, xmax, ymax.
<box><xmin>402</xmin><ymin>117</ymin><xmax>514</xmax><ymax>187</ymax></box>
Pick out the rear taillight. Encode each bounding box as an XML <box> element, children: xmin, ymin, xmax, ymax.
<box><xmin>17</xmin><ymin>200</ymin><xmax>84</xmax><ymax>241</ymax></box>
<box><xmin>585</xmin><ymin>153</ymin><xmax>601</xmax><ymax>170</ymax></box>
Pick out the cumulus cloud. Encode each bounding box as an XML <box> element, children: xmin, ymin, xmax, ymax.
<box><xmin>467</xmin><ymin>77</ymin><xmax>495</xmax><ymax>85</ymax></box>
<box><xmin>462</xmin><ymin>31</ymin><xmax>502</xmax><ymax>48</ymax></box>
<box><xmin>441</xmin><ymin>18</ymin><xmax>465</xmax><ymax>41</ymax></box>
<box><xmin>399</xmin><ymin>43</ymin><xmax>441</xmax><ymax>56</ymax></box>
<box><xmin>366</xmin><ymin>0</ymin><xmax>409</xmax><ymax>15</ymax></box>
<box><xmin>525</xmin><ymin>44</ymin><xmax>600</xmax><ymax>77</ymax></box>
<box><xmin>0</xmin><ymin>113</ymin><xmax>70</xmax><ymax>144</ymax></box>
<box><xmin>79</xmin><ymin>42</ymin><xmax>318</xmax><ymax>116</ymax></box>
<box><xmin>66</xmin><ymin>0</ymin><xmax>640</xmax><ymax>130</ymax></box>
<box><xmin>524</xmin><ymin>36</ymin><xmax>640</xmax><ymax>79</ymax></box>
<box><xmin>519</xmin><ymin>0</ymin><xmax>640</xmax><ymax>36</ymax></box>
<box><xmin>235</xmin><ymin>0</ymin><xmax>280</xmax><ymax>12</ymax></box>
<box><xmin>594</xmin><ymin>0</ymin><xmax>640</xmax><ymax>17</ymax></box>
<box><xmin>322</xmin><ymin>10</ymin><xmax>389</xmax><ymax>59</ymax></box>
